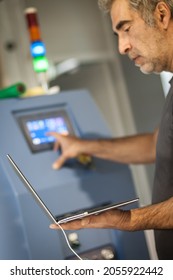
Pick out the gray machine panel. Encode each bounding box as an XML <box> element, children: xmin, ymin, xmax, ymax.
<box><xmin>0</xmin><ymin>89</ymin><xmax>149</xmax><ymax>260</ymax></box>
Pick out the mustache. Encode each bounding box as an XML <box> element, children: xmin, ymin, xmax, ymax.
<box><xmin>128</xmin><ymin>51</ymin><xmax>140</xmax><ymax>60</ymax></box>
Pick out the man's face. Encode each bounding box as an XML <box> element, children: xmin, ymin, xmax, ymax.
<box><xmin>111</xmin><ymin>0</ymin><xmax>168</xmax><ymax>74</ymax></box>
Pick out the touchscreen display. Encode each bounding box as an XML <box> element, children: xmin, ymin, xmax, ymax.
<box><xmin>17</xmin><ymin>110</ymin><xmax>74</xmax><ymax>153</ymax></box>
<box><xmin>26</xmin><ymin>116</ymin><xmax>68</xmax><ymax>146</ymax></box>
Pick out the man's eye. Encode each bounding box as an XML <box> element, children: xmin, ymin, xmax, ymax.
<box><xmin>124</xmin><ymin>27</ymin><xmax>130</xmax><ymax>32</ymax></box>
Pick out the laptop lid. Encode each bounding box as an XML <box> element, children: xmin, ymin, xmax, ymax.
<box><xmin>7</xmin><ymin>154</ymin><xmax>139</xmax><ymax>224</ymax></box>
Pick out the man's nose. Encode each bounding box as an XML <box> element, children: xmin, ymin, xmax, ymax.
<box><xmin>118</xmin><ymin>38</ymin><xmax>131</xmax><ymax>55</ymax></box>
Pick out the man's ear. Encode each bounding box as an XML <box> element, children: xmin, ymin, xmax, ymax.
<box><xmin>155</xmin><ymin>2</ymin><xmax>171</xmax><ymax>29</ymax></box>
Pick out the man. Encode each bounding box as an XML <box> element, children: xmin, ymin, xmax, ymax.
<box><xmin>49</xmin><ymin>0</ymin><xmax>173</xmax><ymax>260</ymax></box>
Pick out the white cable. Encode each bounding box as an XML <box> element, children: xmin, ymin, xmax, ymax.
<box><xmin>57</xmin><ymin>222</ymin><xmax>83</xmax><ymax>260</ymax></box>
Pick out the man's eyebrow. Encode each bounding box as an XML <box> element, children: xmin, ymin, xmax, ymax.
<box><xmin>113</xmin><ymin>20</ymin><xmax>132</xmax><ymax>36</ymax></box>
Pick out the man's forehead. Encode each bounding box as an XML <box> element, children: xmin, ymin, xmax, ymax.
<box><xmin>111</xmin><ymin>0</ymin><xmax>130</xmax><ymax>11</ymax></box>
<box><xmin>110</xmin><ymin>0</ymin><xmax>136</xmax><ymax>31</ymax></box>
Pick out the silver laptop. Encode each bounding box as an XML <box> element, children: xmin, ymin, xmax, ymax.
<box><xmin>7</xmin><ymin>154</ymin><xmax>139</xmax><ymax>224</ymax></box>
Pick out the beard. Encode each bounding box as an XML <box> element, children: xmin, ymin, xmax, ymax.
<box><xmin>139</xmin><ymin>62</ymin><xmax>156</xmax><ymax>74</ymax></box>
<box><xmin>137</xmin><ymin>58</ymin><xmax>165</xmax><ymax>74</ymax></box>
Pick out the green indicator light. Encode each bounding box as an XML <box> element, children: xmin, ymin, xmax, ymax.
<box><xmin>32</xmin><ymin>56</ymin><xmax>49</xmax><ymax>72</ymax></box>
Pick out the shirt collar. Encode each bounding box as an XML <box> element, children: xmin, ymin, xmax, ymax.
<box><xmin>169</xmin><ymin>76</ymin><xmax>173</xmax><ymax>86</ymax></box>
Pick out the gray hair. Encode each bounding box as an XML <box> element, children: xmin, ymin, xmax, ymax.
<box><xmin>98</xmin><ymin>0</ymin><xmax>173</xmax><ymax>26</ymax></box>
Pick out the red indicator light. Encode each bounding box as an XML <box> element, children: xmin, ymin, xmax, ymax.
<box><xmin>25</xmin><ymin>7</ymin><xmax>42</xmax><ymax>41</ymax></box>
<box><xmin>25</xmin><ymin>10</ymin><xmax>39</xmax><ymax>28</ymax></box>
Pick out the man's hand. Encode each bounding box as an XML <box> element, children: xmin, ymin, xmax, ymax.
<box><xmin>49</xmin><ymin>197</ymin><xmax>173</xmax><ymax>231</ymax></box>
<box><xmin>49</xmin><ymin>209</ymin><xmax>131</xmax><ymax>231</ymax></box>
<box><xmin>47</xmin><ymin>132</ymin><xmax>82</xmax><ymax>169</ymax></box>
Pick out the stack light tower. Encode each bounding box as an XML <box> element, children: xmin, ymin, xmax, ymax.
<box><xmin>25</xmin><ymin>7</ymin><xmax>49</xmax><ymax>92</ymax></box>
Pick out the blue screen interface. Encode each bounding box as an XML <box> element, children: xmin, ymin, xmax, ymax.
<box><xmin>26</xmin><ymin>117</ymin><xmax>68</xmax><ymax>145</ymax></box>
